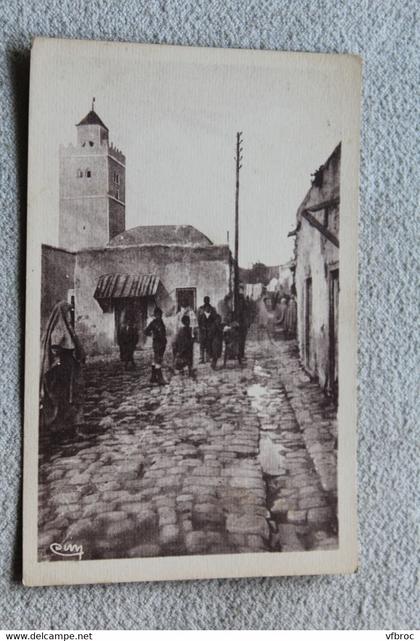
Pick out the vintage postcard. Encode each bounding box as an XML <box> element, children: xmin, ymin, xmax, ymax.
<box><xmin>23</xmin><ymin>37</ymin><xmax>361</xmax><ymax>586</ymax></box>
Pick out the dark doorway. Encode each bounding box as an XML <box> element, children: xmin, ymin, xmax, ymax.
<box><xmin>328</xmin><ymin>269</ymin><xmax>339</xmax><ymax>401</ymax></box>
<box><xmin>304</xmin><ymin>277</ymin><xmax>312</xmax><ymax>370</ymax></box>
<box><xmin>114</xmin><ymin>298</ymin><xmax>148</xmax><ymax>345</ymax></box>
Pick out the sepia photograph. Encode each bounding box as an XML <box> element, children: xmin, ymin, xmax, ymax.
<box><xmin>23</xmin><ymin>38</ymin><xmax>360</xmax><ymax>585</ymax></box>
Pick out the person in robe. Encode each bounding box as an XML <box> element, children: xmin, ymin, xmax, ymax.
<box><xmin>145</xmin><ymin>307</ymin><xmax>167</xmax><ymax>385</ymax></box>
<box><xmin>209</xmin><ymin>314</ymin><xmax>224</xmax><ymax>370</ymax></box>
<box><xmin>172</xmin><ymin>315</ymin><xmax>195</xmax><ymax>377</ymax></box>
<box><xmin>197</xmin><ymin>296</ymin><xmax>217</xmax><ymax>363</ymax></box>
<box><xmin>285</xmin><ymin>287</ymin><xmax>298</xmax><ymax>338</ymax></box>
<box><xmin>256</xmin><ymin>294</ymin><xmax>270</xmax><ymax>339</ymax></box>
<box><xmin>273</xmin><ymin>296</ymin><xmax>289</xmax><ymax>338</ymax></box>
<box><xmin>40</xmin><ymin>300</ymin><xmax>85</xmax><ymax>434</ymax></box>
<box><xmin>223</xmin><ymin>318</ymin><xmax>242</xmax><ymax>368</ymax></box>
<box><xmin>117</xmin><ymin>319</ymin><xmax>139</xmax><ymax>369</ymax></box>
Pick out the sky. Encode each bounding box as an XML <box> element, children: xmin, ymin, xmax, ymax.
<box><xmin>30</xmin><ymin>41</ymin><xmax>344</xmax><ymax>267</ymax></box>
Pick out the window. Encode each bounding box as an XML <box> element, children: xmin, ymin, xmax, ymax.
<box><xmin>86</xmin><ymin>169</ymin><xmax>91</xmax><ymax>178</ymax></box>
<box><xmin>115</xmin><ymin>189</ymin><xmax>120</xmax><ymax>200</ymax></box>
<box><xmin>89</xmin><ymin>140</ymin><xmax>94</xmax><ymax>147</ymax></box>
<box><xmin>113</xmin><ymin>172</ymin><xmax>120</xmax><ymax>184</ymax></box>
<box><xmin>77</xmin><ymin>169</ymin><xmax>83</xmax><ymax>178</ymax></box>
<box><xmin>176</xmin><ymin>287</ymin><xmax>196</xmax><ymax>312</ymax></box>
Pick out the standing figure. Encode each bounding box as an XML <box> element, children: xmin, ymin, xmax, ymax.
<box><xmin>209</xmin><ymin>314</ymin><xmax>224</xmax><ymax>370</ymax></box>
<box><xmin>40</xmin><ymin>300</ymin><xmax>85</xmax><ymax>434</ymax></box>
<box><xmin>117</xmin><ymin>319</ymin><xmax>139</xmax><ymax>370</ymax></box>
<box><xmin>256</xmin><ymin>295</ymin><xmax>270</xmax><ymax>340</ymax></box>
<box><xmin>197</xmin><ymin>296</ymin><xmax>217</xmax><ymax>363</ymax></box>
<box><xmin>275</xmin><ymin>296</ymin><xmax>289</xmax><ymax>327</ymax></box>
<box><xmin>172</xmin><ymin>315</ymin><xmax>195</xmax><ymax>377</ymax></box>
<box><xmin>145</xmin><ymin>307</ymin><xmax>167</xmax><ymax>385</ymax></box>
<box><xmin>285</xmin><ymin>287</ymin><xmax>298</xmax><ymax>338</ymax></box>
<box><xmin>223</xmin><ymin>319</ymin><xmax>242</xmax><ymax>368</ymax></box>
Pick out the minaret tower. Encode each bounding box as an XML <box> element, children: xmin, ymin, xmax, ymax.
<box><xmin>59</xmin><ymin>99</ymin><xmax>126</xmax><ymax>250</ymax></box>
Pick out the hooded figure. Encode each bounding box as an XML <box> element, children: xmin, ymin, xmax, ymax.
<box><xmin>285</xmin><ymin>294</ymin><xmax>298</xmax><ymax>338</ymax></box>
<box><xmin>40</xmin><ymin>301</ymin><xmax>85</xmax><ymax>431</ymax></box>
<box><xmin>117</xmin><ymin>319</ymin><xmax>139</xmax><ymax>369</ymax></box>
<box><xmin>209</xmin><ymin>314</ymin><xmax>223</xmax><ymax>370</ymax></box>
<box><xmin>223</xmin><ymin>319</ymin><xmax>242</xmax><ymax>367</ymax></box>
<box><xmin>275</xmin><ymin>297</ymin><xmax>289</xmax><ymax>328</ymax></box>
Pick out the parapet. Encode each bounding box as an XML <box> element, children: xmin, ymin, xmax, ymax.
<box><xmin>109</xmin><ymin>142</ymin><xmax>125</xmax><ymax>164</ymax></box>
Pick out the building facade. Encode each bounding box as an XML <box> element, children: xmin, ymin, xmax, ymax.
<box><xmin>292</xmin><ymin>143</ymin><xmax>340</xmax><ymax>399</ymax></box>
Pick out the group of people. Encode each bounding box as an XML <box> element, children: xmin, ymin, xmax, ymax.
<box><xmin>39</xmin><ymin>290</ymin><xmax>253</xmax><ymax>432</ymax></box>
<box><xmin>272</xmin><ymin>287</ymin><xmax>298</xmax><ymax>338</ymax></box>
<box><xmin>141</xmin><ymin>294</ymin><xmax>252</xmax><ymax>385</ymax></box>
<box><xmin>39</xmin><ymin>286</ymin><xmax>296</xmax><ymax>433</ymax></box>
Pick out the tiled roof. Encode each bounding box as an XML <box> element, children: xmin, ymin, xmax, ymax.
<box><xmin>77</xmin><ymin>110</ymin><xmax>109</xmax><ymax>130</ymax></box>
<box><xmin>94</xmin><ymin>273</ymin><xmax>161</xmax><ymax>301</ymax></box>
<box><xmin>109</xmin><ymin>225</ymin><xmax>213</xmax><ymax>247</ymax></box>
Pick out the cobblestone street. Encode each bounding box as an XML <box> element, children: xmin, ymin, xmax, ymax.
<box><xmin>38</xmin><ymin>332</ymin><xmax>338</xmax><ymax>561</ymax></box>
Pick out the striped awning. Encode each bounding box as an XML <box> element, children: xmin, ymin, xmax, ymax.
<box><xmin>94</xmin><ymin>273</ymin><xmax>161</xmax><ymax>302</ymax></box>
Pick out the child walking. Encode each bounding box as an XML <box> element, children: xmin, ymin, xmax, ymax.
<box><xmin>172</xmin><ymin>315</ymin><xmax>195</xmax><ymax>377</ymax></box>
<box><xmin>145</xmin><ymin>307</ymin><xmax>167</xmax><ymax>385</ymax></box>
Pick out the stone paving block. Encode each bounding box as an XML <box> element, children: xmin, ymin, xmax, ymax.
<box><xmin>299</xmin><ymin>495</ymin><xmax>328</xmax><ymax>510</ymax></box>
<box><xmin>276</xmin><ymin>524</ymin><xmax>305</xmax><ymax>552</ymax></box>
<box><xmin>192</xmin><ymin>503</ymin><xmax>225</xmax><ymax>527</ymax></box>
<box><xmin>287</xmin><ymin>510</ymin><xmax>307</xmax><ymax>524</ymax></box>
<box><xmin>246</xmin><ymin>534</ymin><xmax>266</xmax><ymax>550</ymax></box>
<box><xmin>159</xmin><ymin>524</ymin><xmax>180</xmax><ymax>547</ymax></box>
<box><xmin>106</xmin><ymin>518</ymin><xmax>138</xmax><ymax>539</ymax></box>
<box><xmin>226</xmin><ymin>514</ymin><xmax>270</xmax><ymax>539</ymax></box>
<box><xmin>48</xmin><ymin>469</ymin><xmax>65</xmax><ymax>481</ymax></box>
<box><xmin>98</xmin><ymin>510</ymin><xmax>128</xmax><ymax>523</ymax></box>
<box><xmin>185</xmin><ymin>531</ymin><xmax>208</xmax><ymax>554</ymax></box>
<box><xmin>271</xmin><ymin>498</ymin><xmax>299</xmax><ymax>514</ymax></box>
<box><xmin>83</xmin><ymin>502</ymin><xmax>118</xmax><ymax>518</ymax></box>
<box><xmin>52</xmin><ymin>491</ymin><xmax>82</xmax><ymax>505</ymax></box>
<box><xmin>48</xmin><ymin>517</ymin><xmax>70</xmax><ymax>531</ymax></box>
<box><xmin>307</xmin><ymin>506</ymin><xmax>334</xmax><ymax>523</ymax></box>
<box><xmin>158</xmin><ymin>507</ymin><xmax>177</xmax><ymax>527</ymax></box>
<box><xmin>66</xmin><ymin>518</ymin><xmax>97</xmax><ymax>539</ymax></box>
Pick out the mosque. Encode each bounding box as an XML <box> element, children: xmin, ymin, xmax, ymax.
<box><xmin>41</xmin><ymin>104</ymin><xmax>232</xmax><ymax>355</ymax></box>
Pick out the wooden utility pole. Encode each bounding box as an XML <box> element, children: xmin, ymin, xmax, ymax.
<box><xmin>234</xmin><ymin>131</ymin><xmax>243</xmax><ymax>314</ymax></box>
